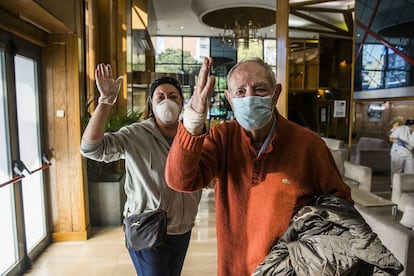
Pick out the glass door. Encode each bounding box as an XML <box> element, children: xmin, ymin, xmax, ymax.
<box><xmin>0</xmin><ymin>45</ymin><xmax>18</xmax><ymax>276</ymax></box>
<box><xmin>15</xmin><ymin>55</ymin><xmax>47</xmax><ymax>251</ymax></box>
<box><xmin>0</xmin><ymin>31</ymin><xmax>49</xmax><ymax>275</ymax></box>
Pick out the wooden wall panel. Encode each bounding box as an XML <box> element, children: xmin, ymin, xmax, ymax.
<box><xmin>86</xmin><ymin>0</ymin><xmax>127</xmax><ymax>114</ymax></box>
<box><xmin>44</xmin><ymin>33</ymin><xmax>88</xmax><ymax>241</ymax></box>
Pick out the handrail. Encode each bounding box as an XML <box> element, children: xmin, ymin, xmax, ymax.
<box><xmin>0</xmin><ymin>154</ymin><xmax>51</xmax><ymax>189</ymax></box>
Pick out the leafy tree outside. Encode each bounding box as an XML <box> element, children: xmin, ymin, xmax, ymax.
<box><xmin>155</xmin><ymin>48</ymin><xmax>201</xmax><ymax>74</ymax></box>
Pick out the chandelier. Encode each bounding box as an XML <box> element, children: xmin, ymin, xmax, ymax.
<box><xmin>219</xmin><ymin>15</ymin><xmax>266</xmax><ymax>49</ymax></box>
<box><xmin>193</xmin><ymin>4</ymin><xmax>275</xmax><ymax>49</ymax></box>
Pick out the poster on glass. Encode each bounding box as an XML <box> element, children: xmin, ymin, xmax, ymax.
<box><xmin>333</xmin><ymin>100</ymin><xmax>346</xmax><ymax>118</ymax></box>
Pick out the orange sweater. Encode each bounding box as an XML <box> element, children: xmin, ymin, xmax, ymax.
<box><xmin>165</xmin><ymin>113</ymin><xmax>352</xmax><ymax>275</ymax></box>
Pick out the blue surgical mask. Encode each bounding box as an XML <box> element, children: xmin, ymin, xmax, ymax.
<box><xmin>231</xmin><ymin>95</ymin><xmax>274</xmax><ymax>130</ymax></box>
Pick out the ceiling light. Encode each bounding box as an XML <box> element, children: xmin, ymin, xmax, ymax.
<box><xmin>218</xmin><ymin>15</ymin><xmax>267</xmax><ymax>49</ymax></box>
<box><xmin>191</xmin><ymin>3</ymin><xmax>275</xmax><ymax>49</ymax></box>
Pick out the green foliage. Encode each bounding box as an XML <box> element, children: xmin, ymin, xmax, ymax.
<box><xmin>215</xmin><ymin>76</ymin><xmax>228</xmax><ymax>90</ymax></box>
<box><xmin>237</xmin><ymin>40</ymin><xmax>263</xmax><ymax>60</ymax></box>
<box><xmin>105</xmin><ymin>109</ymin><xmax>143</xmax><ymax>132</ymax></box>
<box><xmin>84</xmin><ymin>99</ymin><xmax>142</xmax><ymax>180</ymax></box>
<box><xmin>85</xmin><ymin>97</ymin><xmax>143</xmax><ymax>132</ymax></box>
<box><xmin>156</xmin><ymin>48</ymin><xmax>201</xmax><ymax>73</ymax></box>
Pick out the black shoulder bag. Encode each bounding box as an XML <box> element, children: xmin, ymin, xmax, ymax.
<box><xmin>123</xmin><ymin>208</ymin><xmax>167</xmax><ymax>251</ymax></box>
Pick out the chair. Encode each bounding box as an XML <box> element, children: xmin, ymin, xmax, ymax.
<box><xmin>350</xmin><ymin>136</ymin><xmax>391</xmax><ymax>174</ymax></box>
<box><xmin>321</xmin><ymin>137</ymin><xmax>344</xmax><ymax>149</ymax></box>
<box><xmin>331</xmin><ymin>149</ymin><xmax>373</xmax><ymax>191</ymax></box>
<box><xmin>321</xmin><ymin>137</ymin><xmax>349</xmax><ymax>162</ymax></box>
<box><xmin>391</xmin><ymin>172</ymin><xmax>414</xmax><ymax>211</ymax></box>
<box><xmin>344</xmin><ymin>161</ymin><xmax>372</xmax><ymax>191</ymax></box>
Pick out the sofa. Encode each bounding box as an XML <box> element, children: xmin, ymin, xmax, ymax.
<box><xmin>392</xmin><ymin>173</ymin><xmax>414</xmax><ymax>211</ymax></box>
<box><xmin>355</xmin><ymin>204</ymin><xmax>414</xmax><ymax>276</ymax></box>
<box><xmin>350</xmin><ymin>136</ymin><xmax>391</xmax><ymax>174</ymax></box>
<box><xmin>323</xmin><ymin>137</ymin><xmax>373</xmax><ymax>191</ymax></box>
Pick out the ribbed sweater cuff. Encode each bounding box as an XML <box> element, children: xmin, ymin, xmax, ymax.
<box><xmin>177</xmin><ymin>122</ymin><xmax>205</xmax><ymax>151</ymax></box>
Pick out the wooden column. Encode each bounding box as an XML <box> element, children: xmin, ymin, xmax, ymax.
<box><xmin>45</xmin><ymin>33</ymin><xmax>89</xmax><ymax>241</ymax></box>
<box><xmin>116</xmin><ymin>0</ymin><xmax>127</xmax><ymax>111</ymax></box>
<box><xmin>89</xmin><ymin>0</ymin><xmax>127</xmax><ymax>115</ymax></box>
<box><xmin>276</xmin><ymin>0</ymin><xmax>289</xmax><ymax>118</ymax></box>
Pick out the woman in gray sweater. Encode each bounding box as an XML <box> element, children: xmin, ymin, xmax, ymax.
<box><xmin>80</xmin><ymin>63</ymin><xmax>202</xmax><ymax>275</ymax></box>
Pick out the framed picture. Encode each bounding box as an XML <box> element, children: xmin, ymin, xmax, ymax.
<box><xmin>333</xmin><ymin>100</ymin><xmax>346</xmax><ymax>118</ymax></box>
<box><xmin>318</xmin><ymin>105</ymin><xmax>329</xmax><ymax>123</ymax></box>
<box><xmin>367</xmin><ymin>103</ymin><xmax>384</xmax><ymax>121</ymax></box>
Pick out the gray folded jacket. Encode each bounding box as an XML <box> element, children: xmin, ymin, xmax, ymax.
<box><xmin>253</xmin><ymin>194</ymin><xmax>403</xmax><ymax>276</ymax></box>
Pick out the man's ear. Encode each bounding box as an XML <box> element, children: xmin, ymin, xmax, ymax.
<box><xmin>273</xmin><ymin>83</ymin><xmax>282</xmax><ymax>104</ymax></box>
<box><xmin>275</xmin><ymin>83</ymin><xmax>282</xmax><ymax>95</ymax></box>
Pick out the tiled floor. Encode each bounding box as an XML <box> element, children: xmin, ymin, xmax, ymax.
<box><xmin>21</xmin><ymin>175</ymin><xmax>394</xmax><ymax>276</ymax></box>
<box><xmin>24</xmin><ymin>189</ymin><xmax>217</xmax><ymax>276</ymax></box>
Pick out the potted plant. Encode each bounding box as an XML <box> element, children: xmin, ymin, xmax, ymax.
<box><xmin>84</xmin><ymin>98</ymin><xmax>143</xmax><ymax>226</ymax></box>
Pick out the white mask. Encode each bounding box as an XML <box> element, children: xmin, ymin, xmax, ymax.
<box><xmin>154</xmin><ymin>98</ymin><xmax>181</xmax><ymax>124</ymax></box>
<box><xmin>232</xmin><ymin>95</ymin><xmax>273</xmax><ymax>130</ymax></box>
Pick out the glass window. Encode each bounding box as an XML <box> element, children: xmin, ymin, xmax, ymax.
<box><xmin>361</xmin><ymin>44</ymin><xmax>385</xmax><ymax>90</ymax></box>
<box><xmin>237</xmin><ymin>39</ymin><xmax>263</xmax><ymax>60</ymax></box>
<box><xmin>152</xmin><ymin>36</ymin><xmax>205</xmax><ymax>78</ymax></box>
<box><xmin>152</xmin><ymin>36</ymin><xmax>183</xmax><ymax>74</ymax></box>
<box><xmin>264</xmin><ymin>39</ymin><xmax>276</xmax><ymax>72</ymax></box>
<box><xmin>386</xmin><ymin>46</ymin><xmax>408</xmax><ymax>88</ymax></box>
<box><xmin>358</xmin><ymin>43</ymin><xmax>410</xmax><ymax>91</ymax></box>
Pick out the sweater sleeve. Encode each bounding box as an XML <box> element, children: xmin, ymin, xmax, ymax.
<box><xmin>165</xmin><ymin>122</ymin><xmax>216</xmax><ymax>192</ymax></box>
<box><xmin>80</xmin><ymin>130</ymin><xmax>127</xmax><ymax>163</ymax></box>
<box><xmin>316</xmin><ymin>142</ymin><xmax>353</xmax><ymax>203</ymax></box>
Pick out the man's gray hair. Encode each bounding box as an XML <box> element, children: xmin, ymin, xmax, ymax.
<box><xmin>226</xmin><ymin>57</ymin><xmax>277</xmax><ymax>89</ymax></box>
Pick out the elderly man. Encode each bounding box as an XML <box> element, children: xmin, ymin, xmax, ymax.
<box><xmin>165</xmin><ymin>57</ymin><xmax>352</xmax><ymax>275</ymax></box>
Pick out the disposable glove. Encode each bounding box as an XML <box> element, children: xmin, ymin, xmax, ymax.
<box><xmin>95</xmin><ymin>63</ymin><xmax>123</xmax><ymax>105</ymax></box>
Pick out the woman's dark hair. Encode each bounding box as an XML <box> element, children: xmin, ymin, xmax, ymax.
<box><xmin>405</xmin><ymin>119</ymin><xmax>414</xmax><ymax>126</ymax></box>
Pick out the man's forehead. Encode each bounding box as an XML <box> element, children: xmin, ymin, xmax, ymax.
<box><xmin>230</xmin><ymin>70</ymin><xmax>269</xmax><ymax>85</ymax></box>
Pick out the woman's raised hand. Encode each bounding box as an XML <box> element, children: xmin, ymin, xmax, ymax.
<box><xmin>95</xmin><ymin>63</ymin><xmax>123</xmax><ymax>106</ymax></box>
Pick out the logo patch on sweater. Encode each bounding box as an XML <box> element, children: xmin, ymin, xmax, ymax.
<box><xmin>282</xmin><ymin>178</ymin><xmax>290</xmax><ymax>184</ymax></box>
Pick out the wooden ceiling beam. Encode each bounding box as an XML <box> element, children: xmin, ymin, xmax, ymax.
<box><xmin>289</xmin><ymin>26</ymin><xmax>352</xmax><ymax>38</ymax></box>
<box><xmin>290</xmin><ymin>0</ymin><xmax>336</xmax><ymax>8</ymax></box>
<box><xmin>290</xmin><ymin>9</ymin><xmax>351</xmax><ymax>36</ymax></box>
<box><xmin>293</xmin><ymin>6</ymin><xmax>354</xmax><ymax>14</ymax></box>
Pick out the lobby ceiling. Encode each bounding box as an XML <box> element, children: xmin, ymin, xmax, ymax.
<box><xmin>149</xmin><ymin>0</ymin><xmax>355</xmax><ymax>40</ymax></box>
<box><xmin>149</xmin><ymin>0</ymin><xmax>414</xmax><ymax>44</ymax></box>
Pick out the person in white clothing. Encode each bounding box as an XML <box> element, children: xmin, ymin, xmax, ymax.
<box><xmin>389</xmin><ymin>119</ymin><xmax>414</xmax><ymax>180</ymax></box>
